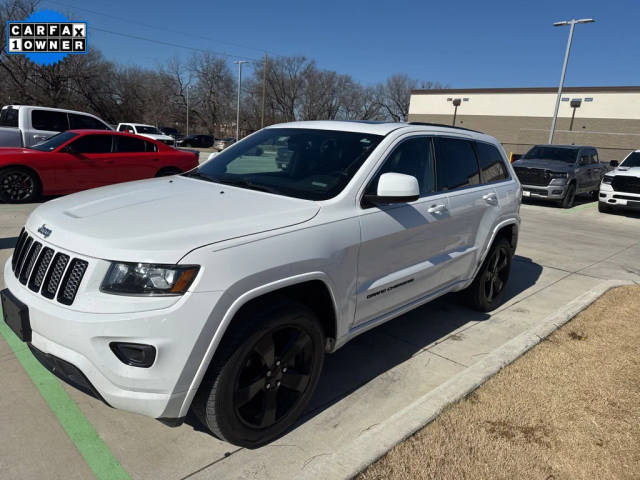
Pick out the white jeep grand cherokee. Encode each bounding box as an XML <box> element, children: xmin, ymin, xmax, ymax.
<box><xmin>2</xmin><ymin>121</ymin><xmax>521</xmax><ymax>447</ymax></box>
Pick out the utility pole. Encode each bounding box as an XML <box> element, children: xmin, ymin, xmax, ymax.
<box><xmin>548</xmin><ymin>18</ymin><xmax>594</xmax><ymax>144</ymax></box>
<box><xmin>186</xmin><ymin>85</ymin><xmax>190</xmax><ymax>137</ymax></box>
<box><xmin>234</xmin><ymin>60</ymin><xmax>249</xmax><ymax>142</ymax></box>
<box><xmin>261</xmin><ymin>53</ymin><xmax>268</xmax><ymax>129</ymax></box>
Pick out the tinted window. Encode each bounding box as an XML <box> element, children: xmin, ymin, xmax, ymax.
<box><xmin>30</xmin><ymin>131</ymin><xmax>77</xmax><ymax>151</ymax></box>
<box><xmin>367</xmin><ymin>137</ymin><xmax>435</xmax><ymax>196</ymax></box>
<box><xmin>69</xmin><ymin>114</ymin><xmax>108</xmax><ymax>130</ymax></box>
<box><xmin>192</xmin><ymin>128</ymin><xmax>382</xmax><ymax>201</ymax></box>
<box><xmin>475</xmin><ymin>142</ymin><xmax>508</xmax><ymax>183</ymax></box>
<box><xmin>32</xmin><ymin>110</ymin><xmax>68</xmax><ymax>131</ymax></box>
<box><xmin>434</xmin><ymin>137</ymin><xmax>479</xmax><ymax>191</ymax></box>
<box><xmin>116</xmin><ymin>136</ymin><xmax>155</xmax><ymax>152</ymax></box>
<box><xmin>621</xmin><ymin>152</ymin><xmax>640</xmax><ymax>168</ymax></box>
<box><xmin>523</xmin><ymin>146</ymin><xmax>578</xmax><ymax>163</ymax></box>
<box><xmin>0</xmin><ymin>107</ymin><xmax>19</xmax><ymax>127</ymax></box>
<box><xmin>70</xmin><ymin>135</ymin><xmax>113</xmax><ymax>154</ymax></box>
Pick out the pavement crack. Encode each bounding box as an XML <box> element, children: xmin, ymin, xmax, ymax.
<box><xmin>301</xmin><ymin>452</ymin><xmax>331</xmax><ymax>470</ymax></box>
<box><xmin>179</xmin><ymin>447</ymin><xmax>243</xmax><ymax>480</ymax></box>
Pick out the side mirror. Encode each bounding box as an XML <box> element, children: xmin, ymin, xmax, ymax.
<box><xmin>609</xmin><ymin>160</ymin><xmax>619</xmax><ymax>167</ymax></box>
<box><xmin>364</xmin><ymin>173</ymin><xmax>420</xmax><ymax>205</ymax></box>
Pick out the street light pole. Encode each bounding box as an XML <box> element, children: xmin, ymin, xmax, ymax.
<box><xmin>234</xmin><ymin>60</ymin><xmax>249</xmax><ymax>142</ymax></box>
<box><xmin>186</xmin><ymin>85</ymin><xmax>190</xmax><ymax>137</ymax></box>
<box><xmin>548</xmin><ymin>18</ymin><xmax>594</xmax><ymax>144</ymax></box>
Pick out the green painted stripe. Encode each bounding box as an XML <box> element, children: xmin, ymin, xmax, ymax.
<box><xmin>563</xmin><ymin>202</ymin><xmax>597</xmax><ymax>213</ymax></box>
<box><xmin>0</xmin><ymin>314</ymin><xmax>131</xmax><ymax>480</ymax></box>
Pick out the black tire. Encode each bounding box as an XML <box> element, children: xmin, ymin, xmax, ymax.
<box><xmin>155</xmin><ymin>167</ymin><xmax>181</xmax><ymax>177</ymax></box>
<box><xmin>598</xmin><ymin>201</ymin><xmax>613</xmax><ymax>214</ymax></box>
<box><xmin>0</xmin><ymin>166</ymin><xmax>41</xmax><ymax>203</ymax></box>
<box><xmin>192</xmin><ymin>301</ymin><xmax>325</xmax><ymax>448</ymax></box>
<box><xmin>560</xmin><ymin>183</ymin><xmax>576</xmax><ymax>209</ymax></box>
<box><xmin>462</xmin><ymin>237</ymin><xmax>513</xmax><ymax>312</ymax></box>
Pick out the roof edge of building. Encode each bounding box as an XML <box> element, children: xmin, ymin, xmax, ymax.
<box><xmin>411</xmin><ymin>86</ymin><xmax>640</xmax><ymax>95</ymax></box>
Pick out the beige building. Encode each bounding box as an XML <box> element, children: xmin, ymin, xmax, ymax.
<box><xmin>408</xmin><ymin>86</ymin><xmax>640</xmax><ymax>161</ymax></box>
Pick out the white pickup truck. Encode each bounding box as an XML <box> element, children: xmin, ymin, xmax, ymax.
<box><xmin>0</xmin><ymin>105</ymin><xmax>112</xmax><ymax>148</ymax></box>
<box><xmin>117</xmin><ymin>123</ymin><xmax>176</xmax><ymax>146</ymax></box>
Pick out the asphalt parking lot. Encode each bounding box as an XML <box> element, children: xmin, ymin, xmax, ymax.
<box><xmin>1</xmin><ymin>197</ymin><xmax>639</xmax><ymax>480</ymax></box>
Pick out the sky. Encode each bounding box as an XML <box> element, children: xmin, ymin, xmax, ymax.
<box><xmin>37</xmin><ymin>0</ymin><xmax>640</xmax><ymax>88</ymax></box>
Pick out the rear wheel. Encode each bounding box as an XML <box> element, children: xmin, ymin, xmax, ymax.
<box><xmin>462</xmin><ymin>237</ymin><xmax>513</xmax><ymax>312</ymax></box>
<box><xmin>156</xmin><ymin>167</ymin><xmax>181</xmax><ymax>177</ymax></box>
<box><xmin>560</xmin><ymin>183</ymin><xmax>576</xmax><ymax>209</ymax></box>
<box><xmin>0</xmin><ymin>167</ymin><xmax>41</xmax><ymax>203</ymax></box>
<box><xmin>192</xmin><ymin>301</ymin><xmax>325</xmax><ymax>448</ymax></box>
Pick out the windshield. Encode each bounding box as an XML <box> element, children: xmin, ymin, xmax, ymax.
<box><xmin>187</xmin><ymin>128</ymin><xmax>383</xmax><ymax>200</ymax></box>
<box><xmin>136</xmin><ymin>125</ymin><xmax>161</xmax><ymax>134</ymax></box>
<box><xmin>621</xmin><ymin>152</ymin><xmax>640</xmax><ymax>168</ymax></box>
<box><xmin>30</xmin><ymin>131</ymin><xmax>78</xmax><ymax>151</ymax></box>
<box><xmin>523</xmin><ymin>146</ymin><xmax>578</xmax><ymax>163</ymax></box>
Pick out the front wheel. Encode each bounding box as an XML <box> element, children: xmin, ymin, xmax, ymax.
<box><xmin>192</xmin><ymin>302</ymin><xmax>325</xmax><ymax>448</ymax></box>
<box><xmin>598</xmin><ymin>201</ymin><xmax>613</xmax><ymax>214</ymax></box>
<box><xmin>560</xmin><ymin>184</ymin><xmax>576</xmax><ymax>209</ymax></box>
<box><xmin>461</xmin><ymin>237</ymin><xmax>513</xmax><ymax>312</ymax></box>
<box><xmin>0</xmin><ymin>167</ymin><xmax>41</xmax><ymax>203</ymax></box>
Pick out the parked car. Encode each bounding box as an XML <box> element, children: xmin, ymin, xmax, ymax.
<box><xmin>159</xmin><ymin>126</ymin><xmax>182</xmax><ymax>141</ymax></box>
<box><xmin>0</xmin><ymin>130</ymin><xmax>199</xmax><ymax>203</ymax></box>
<box><xmin>512</xmin><ymin>145</ymin><xmax>610</xmax><ymax>208</ymax></box>
<box><xmin>2</xmin><ymin>121</ymin><xmax>520</xmax><ymax>448</ymax></box>
<box><xmin>177</xmin><ymin>135</ymin><xmax>214</xmax><ymax>148</ymax></box>
<box><xmin>599</xmin><ymin>150</ymin><xmax>640</xmax><ymax>213</ymax></box>
<box><xmin>117</xmin><ymin>123</ymin><xmax>176</xmax><ymax>146</ymax></box>
<box><xmin>214</xmin><ymin>137</ymin><xmax>236</xmax><ymax>150</ymax></box>
<box><xmin>0</xmin><ymin>105</ymin><xmax>112</xmax><ymax>148</ymax></box>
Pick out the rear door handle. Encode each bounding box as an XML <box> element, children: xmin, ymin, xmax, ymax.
<box><xmin>483</xmin><ymin>193</ymin><xmax>498</xmax><ymax>205</ymax></box>
<box><xmin>427</xmin><ymin>204</ymin><xmax>447</xmax><ymax>214</ymax></box>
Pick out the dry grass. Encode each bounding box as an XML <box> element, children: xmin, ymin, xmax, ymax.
<box><xmin>359</xmin><ymin>286</ymin><xmax>640</xmax><ymax>480</ymax></box>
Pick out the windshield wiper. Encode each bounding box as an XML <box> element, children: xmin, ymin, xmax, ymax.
<box><xmin>182</xmin><ymin>170</ymin><xmax>215</xmax><ymax>182</ymax></box>
<box><xmin>214</xmin><ymin>177</ymin><xmax>280</xmax><ymax>195</ymax></box>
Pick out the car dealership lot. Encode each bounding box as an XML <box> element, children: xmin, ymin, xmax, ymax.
<box><xmin>1</xmin><ymin>200</ymin><xmax>639</xmax><ymax>479</ymax></box>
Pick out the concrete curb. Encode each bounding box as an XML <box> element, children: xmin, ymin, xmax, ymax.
<box><xmin>299</xmin><ymin>279</ymin><xmax>632</xmax><ymax>480</ymax></box>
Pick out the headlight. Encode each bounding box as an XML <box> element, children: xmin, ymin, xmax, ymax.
<box><xmin>602</xmin><ymin>175</ymin><xmax>613</xmax><ymax>185</ymax></box>
<box><xmin>101</xmin><ymin>263</ymin><xmax>199</xmax><ymax>295</ymax></box>
<box><xmin>549</xmin><ymin>172</ymin><xmax>568</xmax><ymax>185</ymax></box>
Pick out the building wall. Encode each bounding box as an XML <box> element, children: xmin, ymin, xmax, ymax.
<box><xmin>408</xmin><ymin>88</ymin><xmax>640</xmax><ymax>161</ymax></box>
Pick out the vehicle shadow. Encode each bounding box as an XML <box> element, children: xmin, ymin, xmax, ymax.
<box><xmin>185</xmin><ymin>255</ymin><xmax>543</xmax><ymax>438</ymax></box>
<box><xmin>522</xmin><ymin>194</ymin><xmax>595</xmax><ymax>208</ymax></box>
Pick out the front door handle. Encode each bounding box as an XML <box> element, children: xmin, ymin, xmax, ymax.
<box><xmin>427</xmin><ymin>204</ymin><xmax>447</xmax><ymax>214</ymax></box>
<box><xmin>483</xmin><ymin>193</ymin><xmax>498</xmax><ymax>205</ymax></box>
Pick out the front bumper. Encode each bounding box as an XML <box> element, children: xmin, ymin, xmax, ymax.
<box><xmin>4</xmin><ymin>257</ymin><xmax>221</xmax><ymax>419</ymax></box>
<box><xmin>599</xmin><ymin>185</ymin><xmax>640</xmax><ymax>210</ymax></box>
<box><xmin>521</xmin><ymin>183</ymin><xmax>567</xmax><ymax>200</ymax></box>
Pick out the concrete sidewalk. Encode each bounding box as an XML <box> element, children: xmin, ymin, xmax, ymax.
<box><xmin>0</xmin><ymin>200</ymin><xmax>639</xmax><ymax>479</ymax></box>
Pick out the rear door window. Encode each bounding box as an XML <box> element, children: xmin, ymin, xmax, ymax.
<box><xmin>475</xmin><ymin>141</ymin><xmax>509</xmax><ymax>183</ymax></box>
<box><xmin>115</xmin><ymin>136</ymin><xmax>155</xmax><ymax>152</ymax></box>
<box><xmin>32</xmin><ymin>110</ymin><xmax>69</xmax><ymax>131</ymax></box>
<box><xmin>70</xmin><ymin>134</ymin><xmax>113</xmax><ymax>153</ymax></box>
<box><xmin>434</xmin><ymin>137</ymin><xmax>480</xmax><ymax>191</ymax></box>
<box><xmin>69</xmin><ymin>114</ymin><xmax>109</xmax><ymax>130</ymax></box>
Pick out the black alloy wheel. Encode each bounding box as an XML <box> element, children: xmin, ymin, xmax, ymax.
<box><xmin>0</xmin><ymin>167</ymin><xmax>40</xmax><ymax>203</ymax></box>
<box><xmin>462</xmin><ymin>237</ymin><xmax>513</xmax><ymax>312</ymax></box>
<box><xmin>193</xmin><ymin>302</ymin><xmax>325</xmax><ymax>448</ymax></box>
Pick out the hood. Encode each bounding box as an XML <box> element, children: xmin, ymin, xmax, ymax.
<box><xmin>138</xmin><ymin>133</ymin><xmax>174</xmax><ymax>142</ymax></box>
<box><xmin>26</xmin><ymin>176</ymin><xmax>320</xmax><ymax>264</ymax></box>
<box><xmin>512</xmin><ymin>158</ymin><xmax>574</xmax><ymax>173</ymax></box>
<box><xmin>609</xmin><ymin>166</ymin><xmax>640</xmax><ymax>177</ymax></box>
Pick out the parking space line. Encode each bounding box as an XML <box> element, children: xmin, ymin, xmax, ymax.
<box><xmin>0</xmin><ymin>315</ymin><xmax>131</xmax><ymax>480</ymax></box>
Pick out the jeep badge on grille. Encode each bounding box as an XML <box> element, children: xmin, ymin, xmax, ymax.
<box><xmin>37</xmin><ymin>224</ymin><xmax>52</xmax><ymax>238</ymax></box>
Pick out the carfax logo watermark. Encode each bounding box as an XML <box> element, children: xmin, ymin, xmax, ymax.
<box><xmin>5</xmin><ymin>9</ymin><xmax>87</xmax><ymax>66</ymax></box>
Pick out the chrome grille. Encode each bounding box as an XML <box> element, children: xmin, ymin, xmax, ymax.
<box><xmin>11</xmin><ymin>230</ymin><xmax>89</xmax><ymax>306</ymax></box>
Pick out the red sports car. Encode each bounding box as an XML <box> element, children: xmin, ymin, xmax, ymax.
<box><xmin>0</xmin><ymin>130</ymin><xmax>200</xmax><ymax>203</ymax></box>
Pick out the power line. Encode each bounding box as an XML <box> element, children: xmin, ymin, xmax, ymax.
<box><xmin>43</xmin><ymin>0</ymin><xmax>282</xmax><ymax>57</ymax></box>
<box><xmin>91</xmin><ymin>26</ymin><xmax>261</xmax><ymax>62</ymax></box>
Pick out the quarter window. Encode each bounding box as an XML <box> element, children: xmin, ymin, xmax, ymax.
<box><xmin>116</xmin><ymin>136</ymin><xmax>153</xmax><ymax>152</ymax></box>
<box><xmin>366</xmin><ymin>137</ymin><xmax>435</xmax><ymax>197</ymax></box>
<box><xmin>70</xmin><ymin>135</ymin><xmax>113</xmax><ymax>154</ymax></box>
<box><xmin>475</xmin><ymin>142</ymin><xmax>509</xmax><ymax>183</ymax></box>
<box><xmin>434</xmin><ymin>137</ymin><xmax>480</xmax><ymax>191</ymax></box>
<box><xmin>32</xmin><ymin>110</ymin><xmax>69</xmax><ymax>132</ymax></box>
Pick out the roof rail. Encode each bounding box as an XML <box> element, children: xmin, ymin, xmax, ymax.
<box><xmin>407</xmin><ymin>122</ymin><xmax>481</xmax><ymax>133</ymax></box>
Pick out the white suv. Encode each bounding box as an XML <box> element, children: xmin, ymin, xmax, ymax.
<box><xmin>2</xmin><ymin>121</ymin><xmax>521</xmax><ymax>447</ymax></box>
